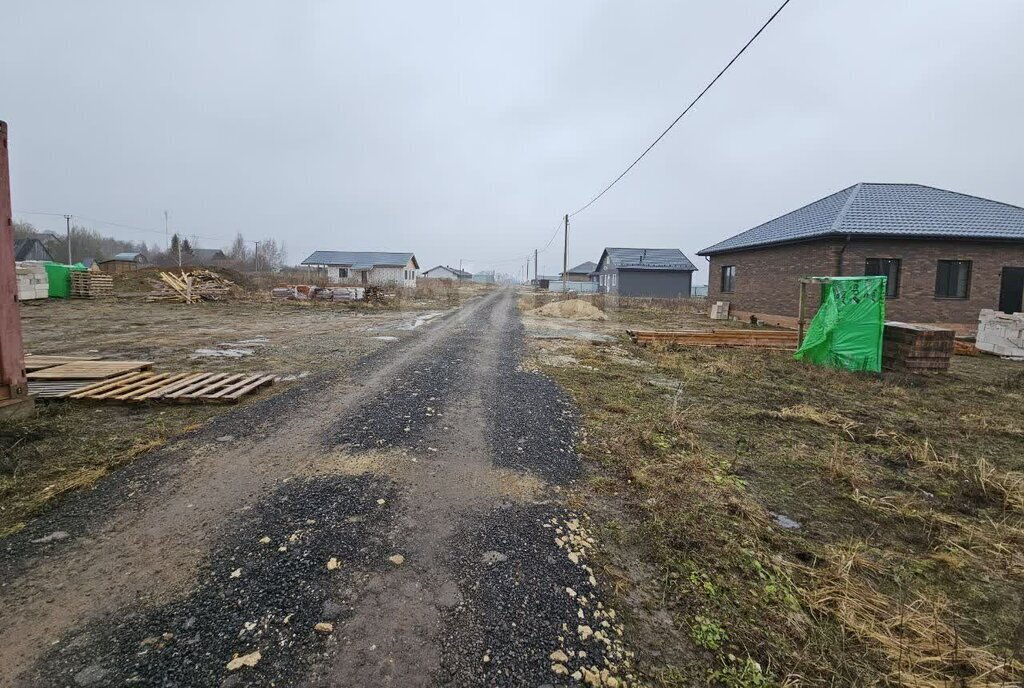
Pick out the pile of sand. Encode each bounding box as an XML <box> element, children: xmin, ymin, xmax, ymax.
<box><xmin>529</xmin><ymin>299</ymin><xmax>608</xmax><ymax>321</ymax></box>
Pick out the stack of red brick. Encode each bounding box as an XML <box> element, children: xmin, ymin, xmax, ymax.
<box><xmin>882</xmin><ymin>322</ymin><xmax>955</xmax><ymax>372</ymax></box>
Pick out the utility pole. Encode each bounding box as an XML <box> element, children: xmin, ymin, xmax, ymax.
<box><xmin>534</xmin><ymin>249</ymin><xmax>538</xmax><ymax>286</ymax></box>
<box><xmin>525</xmin><ymin>258</ymin><xmax>529</xmax><ymax>284</ymax></box>
<box><xmin>562</xmin><ymin>214</ymin><xmax>569</xmax><ymax>293</ymax></box>
<box><xmin>64</xmin><ymin>214</ymin><xmax>72</xmax><ymax>264</ymax></box>
<box><xmin>254</xmin><ymin>240</ymin><xmax>260</xmax><ymax>274</ymax></box>
<box><xmin>164</xmin><ymin>210</ymin><xmax>169</xmax><ymax>251</ymax></box>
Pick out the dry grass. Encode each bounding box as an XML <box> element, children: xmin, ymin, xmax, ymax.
<box><xmin>524</xmin><ymin>294</ymin><xmax>1024</xmax><ymax>686</ymax></box>
<box><xmin>802</xmin><ymin>545</ymin><xmax>1022</xmax><ymax>687</ymax></box>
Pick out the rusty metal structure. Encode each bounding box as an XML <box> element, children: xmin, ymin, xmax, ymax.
<box><xmin>0</xmin><ymin>120</ymin><xmax>32</xmax><ymax>417</ymax></box>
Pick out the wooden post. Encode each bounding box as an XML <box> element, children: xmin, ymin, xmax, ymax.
<box><xmin>0</xmin><ymin>121</ymin><xmax>33</xmax><ymax>417</ymax></box>
<box><xmin>797</xmin><ymin>280</ymin><xmax>807</xmax><ymax>346</ymax></box>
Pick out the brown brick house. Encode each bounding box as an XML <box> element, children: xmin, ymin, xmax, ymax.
<box><xmin>698</xmin><ymin>183</ymin><xmax>1024</xmax><ymax>333</ymax></box>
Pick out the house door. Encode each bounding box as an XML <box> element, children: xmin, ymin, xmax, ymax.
<box><xmin>999</xmin><ymin>267</ymin><xmax>1024</xmax><ymax>314</ymax></box>
<box><xmin>361</xmin><ymin>270</ymin><xmax>369</xmax><ymax>285</ymax></box>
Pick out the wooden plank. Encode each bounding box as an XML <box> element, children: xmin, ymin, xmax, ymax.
<box><xmin>203</xmin><ymin>373</ymin><xmax>268</xmax><ymax>400</ymax></box>
<box><xmin>66</xmin><ymin>372</ymin><xmax>154</xmax><ymax>398</ymax></box>
<box><xmin>178</xmin><ymin>373</ymin><xmax>248</xmax><ymax>399</ymax></box>
<box><xmin>135</xmin><ymin>372</ymin><xmax>215</xmax><ymax>400</ymax></box>
<box><xmin>24</xmin><ymin>354</ymin><xmax>105</xmax><ymax>371</ymax></box>
<box><xmin>28</xmin><ymin>360</ymin><xmax>154</xmax><ymax>380</ymax></box>
<box><xmin>164</xmin><ymin>372</ymin><xmax>233</xmax><ymax>399</ymax></box>
<box><xmin>218</xmin><ymin>374</ymin><xmax>275</xmax><ymax>401</ymax></box>
<box><xmin>112</xmin><ymin>372</ymin><xmax>196</xmax><ymax>400</ymax></box>
<box><xmin>89</xmin><ymin>373</ymin><xmax>176</xmax><ymax>400</ymax></box>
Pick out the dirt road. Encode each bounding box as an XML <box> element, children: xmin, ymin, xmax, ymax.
<box><xmin>0</xmin><ymin>288</ymin><xmax>631</xmax><ymax>687</ymax></box>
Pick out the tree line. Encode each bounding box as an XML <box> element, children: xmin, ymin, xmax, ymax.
<box><xmin>14</xmin><ymin>221</ymin><xmax>286</xmax><ymax>270</ymax></box>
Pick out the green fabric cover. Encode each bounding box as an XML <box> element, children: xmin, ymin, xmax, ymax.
<box><xmin>793</xmin><ymin>276</ymin><xmax>886</xmax><ymax>373</ymax></box>
<box><xmin>43</xmin><ymin>262</ymin><xmax>88</xmax><ymax>298</ymax></box>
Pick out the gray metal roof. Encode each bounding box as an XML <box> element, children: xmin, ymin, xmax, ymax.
<box><xmin>598</xmin><ymin>248</ymin><xmax>697</xmax><ymax>272</ymax></box>
<box><xmin>110</xmin><ymin>252</ymin><xmax>146</xmax><ymax>262</ymax></box>
<box><xmin>699</xmin><ymin>183</ymin><xmax>1024</xmax><ymax>255</ymax></box>
<box><xmin>190</xmin><ymin>248</ymin><xmax>227</xmax><ymax>262</ymax></box>
<box><xmin>423</xmin><ymin>265</ymin><xmax>471</xmax><ymax>277</ymax></box>
<box><xmin>566</xmin><ymin>261</ymin><xmax>597</xmax><ymax>274</ymax></box>
<box><xmin>301</xmin><ymin>251</ymin><xmax>418</xmax><ymax>269</ymax></box>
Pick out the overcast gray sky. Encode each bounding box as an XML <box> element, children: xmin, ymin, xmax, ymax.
<box><xmin>5</xmin><ymin>1</ymin><xmax>1024</xmax><ymax>282</ymax></box>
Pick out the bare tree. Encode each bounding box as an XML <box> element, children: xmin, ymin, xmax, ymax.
<box><xmin>257</xmin><ymin>238</ymin><xmax>286</xmax><ymax>271</ymax></box>
<box><xmin>229</xmin><ymin>233</ymin><xmax>250</xmax><ymax>264</ymax></box>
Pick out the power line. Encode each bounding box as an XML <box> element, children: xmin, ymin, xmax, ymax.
<box><xmin>569</xmin><ymin>0</ymin><xmax>792</xmax><ymax>218</ymax></box>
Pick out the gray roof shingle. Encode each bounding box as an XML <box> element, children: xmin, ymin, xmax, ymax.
<box><xmin>599</xmin><ymin>248</ymin><xmax>697</xmax><ymax>272</ymax></box>
<box><xmin>566</xmin><ymin>261</ymin><xmax>597</xmax><ymax>274</ymax></box>
<box><xmin>301</xmin><ymin>251</ymin><xmax>418</xmax><ymax>269</ymax></box>
<box><xmin>699</xmin><ymin>183</ymin><xmax>1024</xmax><ymax>255</ymax></box>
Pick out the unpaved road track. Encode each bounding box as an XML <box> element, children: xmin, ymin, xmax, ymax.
<box><xmin>1</xmin><ymin>289</ymin><xmax>630</xmax><ymax>687</ymax></box>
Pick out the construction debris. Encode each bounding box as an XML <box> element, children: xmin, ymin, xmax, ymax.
<box><xmin>976</xmin><ymin>309</ymin><xmax>1024</xmax><ymax>359</ymax></box>
<box><xmin>709</xmin><ymin>300</ymin><xmax>731</xmax><ymax>320</ymax></box>
<box><xmin>148</xmin><ymin>270</ymin><xmax>237</xmax><ymax>303</ymax></box>
<box><xmin>15</xmin><ymin>261</ymin><xmax>48</xmax><ymax>301</ymax></box>
<box><xmin>530</xmin><ymin>300</ymin><xmax>608</xmax><ymax>321</ymax></box>
<box><xmin>70</xmin><ymin>270</ymin><xmax>114</xmax><ymax>299</ymax></box>
<box><xmin>272</xmin><ymin>285</ymin><xmax>366</xmax><ymax>301</ymax></box>
<box><xmin>882</xmin><ymin>322</ymin><xmax>955</xmax><ymax>373</ymax></box>
<box><xmin>629</xmin><ymin>328</ymin><xmax>797</xmax><ymax>349</ymax></box>
<box><xmin>23</xmin><ymin>354</ymin><xmax>104</xmax><ymax>371</ymax></box>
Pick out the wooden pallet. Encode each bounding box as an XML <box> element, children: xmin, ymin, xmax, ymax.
<box><xmin>628</xmin><ymin>328</ymin><xmax>798</xmax><ymax>349</ymax></box>
<box><xmin>70</xmin><ymin>271</ymin><xmax>114</xmax><ymax>298</ymax></box>
<box><xmin>65</xmin><ymin>371</ymin><xmax>275</xmax><ymax>403</ymax></box>
<box><xmin>27</xmin><ymin>360</ymin><xmax>154</xmax><ymax>380</ymax></box>
<box><xmin>24</xmin><ymin>354</ymin><xmax>105</xmax><ymax>371</ymax></box>
<box><xmin>28</xmin><ymin>379</ymin><xmax>94</xmax><ymax>398</ymax></box>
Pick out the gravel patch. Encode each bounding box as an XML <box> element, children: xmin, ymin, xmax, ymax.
<box><xmin>325</xmin><ymin>311</ymin><xmax>475</xmax><ymax>452</ymax></box>
<box><xmin>27</xmin><ymin>474</ymin><xmax>397</xmax><ymax>687</ymax></box>
<box><xmin>437</xmin><ymin>503</ymin><xmax>633</xmax><ymax>687</ymax></box>
<box><xmin>486</xmin><ymin>318</ymin><xmax>581</xmax><ymax>484</ymax></box>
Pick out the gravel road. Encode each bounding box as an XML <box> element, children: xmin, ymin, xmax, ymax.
<box><xmin>0</xmin><ymin>288</ymin><xmax>633</xmax><ymax>687</ymax></box>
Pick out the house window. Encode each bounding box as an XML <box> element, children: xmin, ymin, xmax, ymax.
<box><xmin>611</xmin><ymin>273</ymin><xmax>617</xmax><ymax>287</ymax></box>
<box><xmin>338</xmin><ymin>267</ymin><xmax>349</xmax><ymax>278</ymax></box>
<box><xmin>721</xmin><ymin>265</ymin><xmax>736</xmax><ymax>293</ymax></box>
<box><xmin>865</xmin><ymin>258</ymin><xmax>901</xmax><ymax>298</ymax></box>
<box><xmin>935</xmin><ymin>260</ymin><xmax>971</xmax><ymax>298</ymax></box>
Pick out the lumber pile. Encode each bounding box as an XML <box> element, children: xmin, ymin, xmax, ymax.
<box><xmin>15</xmin><ymin>261</ymin><xmax>48</xmax><ymax>301</ymax></box>
<box><xmin>147</xmin><ymin>269</ymin><xmax>237</xmax><ymax>303</ymax></box>
<box><xmin>70</xmin><ymin>270</ymin><xmax>114</xmax><ymax>298</ymax></box>
<box><xmin>628</xmin><ymin>328</ymin><xmax>798</xmax><ymax>349</ymax></box>
<box><xmin>882</xmin><ymin>322</ymin><xmax>955</xmax><ymax>372</ymax></box>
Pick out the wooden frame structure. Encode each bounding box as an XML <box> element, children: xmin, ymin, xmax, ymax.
<box><xmin>797</xmin><ymin>277</ymin><xmax>835</xmax><ymax>346</ymax></box>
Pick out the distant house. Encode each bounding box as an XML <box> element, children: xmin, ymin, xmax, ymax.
<box><xmin>563</xmin><ymin>261</ymin><xmax>598</xmax><ymax>283</ymax></box>
<box><xmin>189</xmin><ymin>248</ymin><xmax>229</xmax><ymax>266</ymax></box>
<box><xmin>594</xmin><ymin>248</ymin><xmax>697</xmax><ymax>298</ymax></box>
<box><xmin>698</xmin><ymin>183</ymin><xmax>1024</xmax><ymax>331</ymax></box>
<box><xmin>80</xmin><ymin>257</ymin><xmax>103</xmax><ymax>272</ymax></box>
<box><xmin>98</xmin><ymin>252</ymin><xmax>148</xmax><ymax>274</ymax></box>
<box><xmin>301</xmin><ymin>251</ymin><xmax>418</xmax><ymax>287</ymax></box>
<box><xmin>472</xmin><ymin>271</ymin><xmax>496</xmax><ymax>284</ymax></box>
<box><xmin>14</xmin><ymin>238</ymin><xmax>54</xmax><ymax>262</ymax></box>
<box><xmin>423</xmin><ymin>265</ymin><xmax>472</xmax><ymax>281</ymax></box>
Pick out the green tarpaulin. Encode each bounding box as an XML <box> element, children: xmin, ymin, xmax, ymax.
<box><xmin>43</xmin><ymin>262</ymin><xmax>88</xmax><ymax>299</ymax></box>
<box><xmin>794</xmin><ymin>276</ymin><xmax>886</xmax><ymax>373</ymax></box>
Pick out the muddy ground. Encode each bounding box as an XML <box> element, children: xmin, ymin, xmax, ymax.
<box><xmin>0</xmin><ymin>288</ymin><xmax>634</xmax><ymax>687</ymax></box>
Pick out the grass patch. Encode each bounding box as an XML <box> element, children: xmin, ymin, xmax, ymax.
<box><xmin>0</xmin><ymin>402</ymin><xmax>219</xmax><ymax>536</ymax></box>
<box><xmin>528</xmin><ymin>300</ymin><xmax>1024</xmax><ymax>686</ymax></box>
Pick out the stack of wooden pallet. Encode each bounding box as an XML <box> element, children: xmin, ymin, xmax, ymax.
<box><xmin>24</xmin><ymin>354</ymin><xmax>275</xmax><ymax>403</ymax></box>
<box><xmin>882</xmin><ymin>322</ymin><xmax>955</xmax><ymax>372</ymax></box>
<box><xmin>70</xmin><ymin>270</ymin><xmax>114</xmax><ymax>298</ymax></box>
<box><xmin>66</xmin><ymin>371</ymin><xmax>275</xmax><ymax>403</ymax></box>
<box><xmin>628</xmin><ymin>328</ymin><xmax>798</xmax><ymax>349</ymax></box>
<box><xmin>148</xmin><ymin>270</ymin><xmax>237</xmax><ymax>303</ymax></box>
